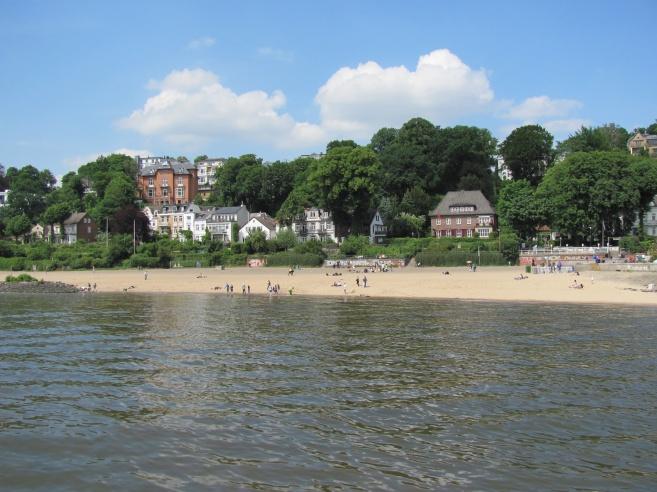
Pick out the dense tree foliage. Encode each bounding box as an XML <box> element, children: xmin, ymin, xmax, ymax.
<box><xmin>309</xmin><ymin>144</ymin><xmax>381</xmax><ymax>235</ymax></box>
<box><xmin>496</xmin><ymin>180</ymin><xmax>543</xmax><ymax>240</ymax></box>
<box><xmin>536</xmin><ymin>152</ymin><xmax>640</xmax><ymax>243</ymax></box>
<box><xmin>556</xmin><ymin>124</ymin><xmax>630</xmax><ymax>157</ymax></box>
<box><xmin>499</xmin><ymin>125</ymin><xmax>554</xmax><ymax>186</ymax></box>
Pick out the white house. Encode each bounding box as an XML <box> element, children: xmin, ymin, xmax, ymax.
<box><xmin>205</xmin><ymin>205</ymin><xmax>250</xmax><ymax>243</ymax></box>
<box><xmin>149</xmin><ymin>203</ymin><xmax>201</xmax><ymax>240</ymax></box>
<box><xmin>0</xmin><ymin>189</ymin><xmax>9</xmax><ymax>207</ymax></box>
<box><xmin>292</xmin><ymin>207</ymin><xmax>337</xmax><ymax>243</ymax></box>
<box><xmin>369</xmin><ymin>209</ymin><xmax>387</xmax><ymax>244</ymax></box>
<box><xmin>239</xmin><ymin>212</ymin><xmax>277</xmax><ymax>242</ymax></box>
<box><xmin>196</xmin><ymin>158</ymin><xmax>226</xmax><ymax>198</ymax></box>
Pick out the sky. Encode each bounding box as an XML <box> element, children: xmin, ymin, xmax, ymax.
<box><xmin>1</xmin><ymin>0</ymin><xmax>655</xmax><ymax>179</ymax></box>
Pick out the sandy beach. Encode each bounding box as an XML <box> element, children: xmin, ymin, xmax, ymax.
<box><xmin>5</xmin><ymin>265</ymin><xmax>657</xmax><ymax>306</ymax></box>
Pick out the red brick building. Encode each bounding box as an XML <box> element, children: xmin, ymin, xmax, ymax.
<box><xmin>429</xmin><ymin>190</ymin><xmax>496</xmax><ymax>238</ymax></box>
<box><xmin>138</xmin><ymin>160</ymin><xmax>198</xmax><ymax>206</ymax></box>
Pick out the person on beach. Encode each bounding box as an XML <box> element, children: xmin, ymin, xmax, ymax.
<box><xmin>242</xmin><ymin>283</ymin><xmax>246</xmax><ymax>294</ymax></box>
<box><xmin>363</xmin><ymin>275</ymin><xmax>368</xmax><ymax>287</ymax></box>
<box><xmin>356</xmin><ymin>277</ymin><xmax>360</xmax><ymax>287</ymax></box>
<box><xmin>144</xmin><ymin>271</ymin><xmax>148</xmax><ymax>280</ymax></box>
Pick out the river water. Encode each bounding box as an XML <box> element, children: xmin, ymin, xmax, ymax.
<box><xmin>1</xmin><ymin>293</ymin><xmax>656</xmax><ymax>491</ymax></box>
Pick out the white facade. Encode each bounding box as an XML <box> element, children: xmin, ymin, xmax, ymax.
<box><xmin>205</xmin><ymin>205</ymin><xmax>250</xmax><ymax>243</ymax></box>
<box><xmin>239</xmin><ymin>213</ymin><xmax>277</xmax><ymax>242</ymax></box>
<box><xmin>0</xmin><ymin>189</ymin><xmax>9</xmax><ymax>207</ymax></box>
<box><xmin>149</xmin><ymin>203</ymin><xmax>201</xmax><ymax>240</ymax></box>
<box><xmin>369</xmin><ymin>210</ymin><xmax>387</xmax><ymax>244</ymax></box>
<box><xmin>292</xmin><ymin>208</ymin><xmax>337</xmax><ymax>242</ymax></box>
<box><xmin>196</xmin><ymin>158</ymin><xmax>226</xmax><ymax>187</ymax></box>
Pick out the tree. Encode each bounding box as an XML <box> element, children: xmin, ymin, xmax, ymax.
<box><xmin>369</xmin><ymin>128</ymin><xmax>399</xmax><ymax>154</ymax></box>
<box><xmin>194</xmin><ymin>155</ymin><xmax>209</xmax><ymax>163</ymax></box>
<box><xmin>629</xmin><ymin>157</ymin><xmax>657</xmax><ymax>234</ymax></box>
<box><xmin>647</xmin><ymin>121</ymin><xmax>657</xmax><ymax>135</ymax></box>
<box><xmin>556</xmin><ymin>124</ymin><xmax>630</xmax><ymax>157</ymax></box>
<box><xmin>231</xmin><ymin>222</ymin><xmax>239</xmax><ymax>243</ymax></box>
<box><xmin>5</xmin><ymin>165</ymin><xmax>56</xmax><ymax>220</ymax></box>
<box><xmin>0</xmin><ymin>163</ymin><xmax>7</xmax><ymax>190</ymax></box>
<box><xmin>326</xmin><ymin>140</ymin><xmax>357</xmax><ymax>152</ymax></box>
<box><xmin>536</xmin><ymin>151</ymin><xmax>639</xmax><ymax>243</ymax></box>
<box><xmin>4</xmin><ymin>214</ymin><xmax>32</xmax><ymax>242</ymax></box>
<box><xmin>176</xmin><ymin>156</ymin><xmax>189</xmax><ymax>163</ymax></box>
<box><xmin>399</xmin><ymin>185</ymin><xmax>433</xmax><ymax>216</ymax></box>
<box><xmin>274</xmin><ymin>228</ymin><xmax>297</xmax><ymax>250</ymax></box>
<box><xmin>499</xmin><ymin>125</ymin><xmax>554</xmax><ymax>186</ymax></box>
<box><xmin>377</xmin><ymin>118</ymin><xmax>440</xmax><ymax>200</ymax></box>
<box><xmin>435</xmin><ymin>125</ymin><xmax>497</xmax><ymax>199</ymax></box>
<box><xmin>496</xmin><ymin>180</ymin><xmax>543</xmax><ymax>239</ymax></box>
<box><xmin>93</xmin><ymin>174</ymin><xmax>137</xmax><ymax>223</ymax></box>
<box><xmin>42</xmin><ymin>203</ymin><xmax>72</xmax><ymax>241</ymax></box>
<box><xmin>244</xmin><ymin>229</ymin><xmax>267</xmax><ymax>253</ymax></box>
<box><xmin>309</xmin><ymin>145</ymin><xmax>381</xmax><ymax>235</ymax></box>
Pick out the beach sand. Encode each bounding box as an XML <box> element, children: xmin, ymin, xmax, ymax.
<box><xmin>6</xmin><ymin>266</ymin><xmax>657</xmax><ymax>306</ymax></box>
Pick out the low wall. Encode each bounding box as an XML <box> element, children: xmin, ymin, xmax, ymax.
<box><xmin>324</xmin><ymin>258</ymin><xmax>406</xmax><ymax>269</ymax></box>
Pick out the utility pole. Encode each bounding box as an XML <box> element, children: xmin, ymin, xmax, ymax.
<box><xmin>133</xmin><ymin>219</ymin><xmax>136</xmax><ymax>254</ymax></box>
<box><xmin>106</xmin><ymin>217</ymin><xmax>109</xmax><ymax>249</ymax></box>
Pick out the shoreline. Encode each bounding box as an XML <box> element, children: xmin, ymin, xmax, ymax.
<box><xmin>4</xmin><ymin>266</ymin><xmax>657</xmax><ymax>307</ymax></box>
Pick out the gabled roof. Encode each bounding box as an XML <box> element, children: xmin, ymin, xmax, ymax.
<box><xmin>430</xmin><ymin>190</ymin><xmax>495</xmax><ymax>216</ymax></box>
<box><xmin>139</xmin><ymin>160</ymin><xmax>197</xmax><ymax>176</ymax></box>
<box><xmin>248</xmin><ymin>212</ymin><xmax>277</xmax><ymax>230</ymax></box>
<box><xmin>63</xmin><ymin>212</ymin><xmax>89</xmax><ymax>225</ymax></box>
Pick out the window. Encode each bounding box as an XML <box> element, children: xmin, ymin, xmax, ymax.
<box><xmin>148</xmin><ymin>177</ymin><xmax>154</xmax><ymax>186</ymax></box>
<box><xmin>479</xmin><ymin>228</ymin><xmax>490</xmax><ymax>238</ymax></box>
<box><xmin>456</xmin><ymin>218</ymin><xmax>462</xmax><ymax>225</ymax></box>
<box><xmin>87</xmin><ymin>226</ymin><xmax>91</xmax><ymax>233</ymax></box>
<box><xmin>148</xmin><ymin>189</ymin><xmax>154</xmax><ymax>198</ymax></box>
<box><xmin>161</xmin><ymin>179</ymin><xmax>169</xmax><ymax>187</ymax></box>
<box><xmin>652</xmin><ymin>214</ymin><xmax>656</xmax><ymax>222</ymax></box>
<box><xmin>162</xmin><ymin>188</ymin><xmax>169</xmax><ymax>197</ymax></box>
<box><xmin>456</xmin><ymin>230</ymin><xmax>462</xmax><ymax>237</ymax></box>
<box><xmin>177</xmin><ymin>177</ymin><xmax>184</xmax><ymax>186</ymax></box>
<box><xmin>446</xmin><ymin>218</ymin><xmax>451</xmax><ymax>225</ymax></box>
<box><xmin>177</xmin><ymin>187</ymin><xmax>184</xmax><ymax>198</ymax></box>
<box><xmin>467</xmin><ymin>217</ymin><xmax>472</xmax><ymax>225</ymax></box>
<box><xmin>467</xmin><ymin>229</ymin><xmax>473</xmax><ymax>237</ymax></box>
<box><xmin>436</xmin><ymin>218</ymin><xmax>441</xmax><ymax>225</ymax></box>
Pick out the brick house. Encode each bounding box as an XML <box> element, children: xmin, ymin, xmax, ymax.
<box><xmin>45</xmin><ymin>212</ymin><xmax>97</xmax><ymax>244</ymax></box>
<box><xmin>138</xmin><ymin>159</ymin><xmax>198</xmax><ymax>206</ymax></box>
<box><xmin>429</xmin><ymin>190</ymin><xmax>496</xmax><ymax>238</ymax></box>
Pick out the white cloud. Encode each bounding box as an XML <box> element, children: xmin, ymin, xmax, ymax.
<box><xmin>257</xmin><ymin>46</ymin><xmax>294</xmax><ymax>63</ymax></box>
<box><xmin>118</xmin><ymin>49</ymin><xmax>587</xmax><ymax>151</ymax></box>
<box><xmin>315</xmin><ymin>49</ymin><xmax>494</xmax><ymax>137</ymax></box>
<box><xmin>118</xmin><ymin>68</ymin><xmax>326</xmax><ymax>148</ymax></box>
<box><xmin>502</xmin><ymin>95</ymin><xmax>582</xmax><ymax>120</ymax></box>
<box><xmin>63</xmin><ymin>148</ymin><xmax>152</xmax><ymax>168</ymax></box>
<box><xmin>187</xmin><ymin>36</ymin><xmax>215</xmax><ymax>49</ymax></box>
<box><xmin>542</xmin><ymin>118</ymin><xmax>590</xmax><ymax>136</ymax></box>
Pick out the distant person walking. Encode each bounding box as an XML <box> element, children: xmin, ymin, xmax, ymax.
<box><xmin>363</xmin><ymin>275</ymin><xmax>368</xmax><ymax>287</ymax></box>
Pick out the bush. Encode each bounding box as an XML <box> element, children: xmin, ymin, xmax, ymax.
<box><xmin>266</xmin><ymin>252</ymin><xmax>324</xmax><ymax>267</ymax></box>
<box><xmin>339</xmin><ymin>235</ymin><xmax>370</xmax><ymax>256</ymax></box>
<box><xmin>5</xmin><ymin>273</ymin><xmax>37</xmax><ymax>282</ymax></box>
<box><xmin>620</xmin><ymin>235</ymin><xmax>644</xmax><ymax>254</ymax></box>
<box><xmin>295</xmin><ymin>239</ymin><xmax>327</xmax><ymax>258</ymax></box>
<box><xmin>415</xmin><ymin>250</ymin><xmax>507</xmax><ymax>266</ymax></box>
<box><xmin>128</xmin><ymin>254</ymin><xmax>166</xmax><ymax>268</ymax></box>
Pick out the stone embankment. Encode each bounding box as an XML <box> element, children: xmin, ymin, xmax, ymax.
<box><xmin>0</xmin><ymin>281</ymin><xmax>81</xmax><ymax>294</ymax></box>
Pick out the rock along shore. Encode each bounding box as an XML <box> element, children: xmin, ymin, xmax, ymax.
<box><xmin>0</xmin><ymin>281</ymin><xmax>81</xmax><ymax>294</ymax></box>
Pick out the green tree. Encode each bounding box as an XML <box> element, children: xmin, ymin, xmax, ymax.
<box><xmin>537</xmin><ymin>151</ymin><xmax>639</xmax><ymax>243</ymax></box>
<box><xmin>556</xmin><ymin>124</ymin><xmax>630</xmax><ymax>157</ymax></box>
<box><xmin>499</xmin><ymin>125</ymin><xmax>554</xmax><ymax>186</ymax></box>
<box><xmin>369</xmin><ymin>127</ymin><xmax>399</xmax><ymax>154</ymax></box>
<box><xmin>647</xmin><ymin>121</ymin><xmax>657</xmax><ymax>135</ymax></box>
<box><xmin>309</xmin><ymin>145</ymin><xmax>381</xmax><ymax>235</ymax></box>
<box><xmin>629</xmin><ymin>157</ymin><xmax>657</xmax><ymax>234</ymax></box>
<box><xmin>231</xmin><ymin>222</ymin><xmax>239</xmax><ymax>243</ymax></box>
<box><xmin>42</xmin><ymin>203</ymin><xmax>72</xmax><ymax>242</ymax></box>
<box><xmin>93</xmin><ymin>174</ymin><xmax>137</xmax><ymax>224</ymax></box>
<box><xmin>435</xmin><ymin>125</ymin><xmax>497</xmax><ymax>199</ymax></box>
<box><xmin>244</xmin><ymin>229</ymin><xmax>267</xmax><ymax>253</ymax></box>
<box><xmin>4</xmin><ymin>214</ymin><xmax>32</xmax><ymax>242</ymax></box>
<box><xmin>326</xmin><ymin>140</ymin><xmax>358</xmax><ymax>152</ymax></box>
<box><xmin>399</xmin><ymin>185</ymin><xmax>433</xmax><ymax>216</ymax></box>
<box><xmin>274</xmin><ymin>228</ymin><xmax>297</xmax><ymax>250</ymax></box>
<box><xmin>496</xmin><ymin>180</ymin><xmax>542</xmax><ymax>239</ymax></box>
<box><xmin>194</xmin><ymin>154</ymin><xmax>209</xmax><ymax>163</ymax></box>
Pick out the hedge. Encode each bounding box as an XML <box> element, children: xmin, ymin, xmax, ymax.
<box><xmin>415</xmin><ymin>250</ymin><xmax>507</xmax><ymax>266</ymax></box>
<box><xmin>266</xmin><ymin>252</ymin><xmax>324</xmax><ymax>267</ymax></box>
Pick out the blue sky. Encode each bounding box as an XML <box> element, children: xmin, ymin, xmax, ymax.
<box><xmin>1</xmin><ymin>0</ymin><xmax>655</xmax><ymax>179</ymax></box>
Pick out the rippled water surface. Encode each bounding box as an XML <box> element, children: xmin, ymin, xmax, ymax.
<box><xmin>1</xmin><ymin>293</ymin><xmax>657</xmax><ymax>491</ymax></box>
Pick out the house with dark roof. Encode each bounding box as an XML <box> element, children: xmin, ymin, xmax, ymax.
<box><xmin>44</xmin><ymin>212</ymin><xmax>97</xmax><ymax>244</ymax></box>
<box><xmin>239</xmin><ymin>212</ymin><xmax>278</xmax><ymax>242</ymax></box>
<box><xmin>205</xmin><ymin>205</ymin><xmax>250</xmax><ymax>243</ymax></box>
<box><xmin>429</xmin><ymin>190</ymin><xmax>496</xmax><ymax>238</ymax></box>
<box><xmin>138</xmin><ymin>159</ymin><xmax>198</xmax><ymax>206</ymax></box>
<box><xmin>627</xmin><ymin>132</ymin><xmax>657</xmax><ymax>157</ymax></box>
